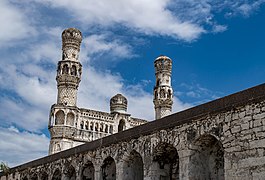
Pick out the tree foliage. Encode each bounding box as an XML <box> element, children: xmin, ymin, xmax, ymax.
<box><xmin>0</xmin><ymin>162</ymin><xmax>9</xmax><ymax>174</ymax></box>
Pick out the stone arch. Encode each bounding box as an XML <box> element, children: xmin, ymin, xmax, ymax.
<box><xmin>95</xmin><ymin>123</ymin><xmax>99</xmax><ymax>131</ymax></box>
<box><xmin>66</xmin><ymin>112</ymin><xmax>75</xmax><ymax>126</ymax></box>
<box><xmin>65</xmin><ymin>165</ymin><xmax>76</xmax><ymax>180</ymax></box>
<box><xmin>189</xmin><ymin>134</ymin><xmax>224</xmax><ymax>180</ymax></box>
<box><xmin>168</xmin><ymin>89</ymin><xmax>172</xmax><ymax>99</ymax></box>
<box><xmin>81</xmin><ymin>161</ymin><xmax>95</xmax><ymax>180</ymax></box>
<box><xmin>101</xmin><ymin>156</ymin><xmax>116</xmax><ymax>180</ymax></box>
<box><xmin>109</xmin><ymin>125</ymin><xmax>113</xmax><ymax>134</ymax></box>
<box><xmin>30</xmin><ymin>173</ymin><xmax>38</xmax><ymax>180</ymax></box>
<box><xmin>62</xmin><ymin>64</ymin><xmax>69</xmax><ymax>74</ymax></box>
<box><xmin>55</xmin><ymin>110</ymin><xmax>65</xmax><ymax>125</ymax></box>
<box><xmin>85</xmin><ymin>121</ymin><xmax>89</xmax><ymax>130</ymax></box>
<box><xmin>40</xmin><ymin>171</ymin><xmax>48</xmax><ymax>180</ymax></box>
<box><xmin>71</xmin><ymin>65</ymin><xmax>77</xmax><ymax>76</ymax></box>
<box><xmin>52</xmin><ymin>168</ymin><xmax>61</xmax><ymax>180</ymax></box>
<box><xmin>90</xmin><ymin>122</ymin><xmax>94</xmax><ymax>130</ymax></box>
<box><xmin>122</xmin><ymin>150</ymin><xmax>144</xmax><ymax>180</ymax></box>
<box><xmin>105</xmin><ymin>125</ymin><xmax>108</xmax><ymax>133</ymax></box>
<box><xmin>118</xmin><ymin>119</ymin><xmax>125</xmax><ymax>132</ymax></box>
<box><xmin>151</xmin><ymin>142</ymin><xmax>179</xmax><ymax>179</ymax></box>
<box><xmin>80</xmin><ymin>121</ymin><xmax>84</xmax><ymax>129</ymax></box>
<box><xmin>100</xmin><ymin>123</ymin><xmax>104</xmax><ymax>132</ymax></box>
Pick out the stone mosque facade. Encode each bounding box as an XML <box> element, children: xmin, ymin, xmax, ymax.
<box><xmin>1</xmin><ymin>28</ymin><xmax>265</xmax><ymax>180</ymax></box>
<box><xmin>48</xmin><ymin>28</ymin><xmax>173</xmax><ymax>155</ymax></box>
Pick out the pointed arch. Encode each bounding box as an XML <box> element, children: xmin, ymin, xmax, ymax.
<box><xmin>151</xmin><ymin>142</ymin><xmax>179</xmax><ymax>179</ymax></box>
<box><xmin>62</xmin><ymin>64</ymin><xmax>69</xmax><ymax>74</ymax></box>
<box><xmin>122</xmin><ymin>150</ymin><xmax>144</xmax><ymax>180</ymax></box>
<box><xmin>118</xmin><ymin>119</ymin><xmax>125</xmax><ymax>132</ymax></box>
<box><xmin>101</xmin><ymin>156</ymin><xmax>116</xmax><ymax>180</ymax></box>
<box><xmin>66</xmin><ymin>112</ymin><xmax>75</xmax><ymax>126</ymax></box>
<box><xmin>52</xmin><ymin>169</ymin><xmax>61</xmax><ymax>180</ymax></box>
<box><xmin>30</xmin><ymin>173</ymin><xmax>38</xmax><ymax>180</ymax></box>
<box><xmin>82</xmin><ymin>161</ymin><xmax>95</xmax><ymax>180</ymax></box>
<box><xmin>40</xmin><ymin>171</ymin><xmax>48</xmax><ymax>180</ymax></box>
<box><xmin>65</xmin><ymin>165</ymin><xmax>76</xmax><ymax>180</ymax></box>
<box><xmin>189</xmin><ymin>134</ymin><xmax>224</xmax><ymax>180</ymax></box>
<box><xmin>71</xmin><ymin>65</ymin><xmax>77</xmax><ymax>76</ymax></box>
<box><xmin>55</xmin><ymin>110</ymin><xmax>65</xmax><ymax>125</ymax></box>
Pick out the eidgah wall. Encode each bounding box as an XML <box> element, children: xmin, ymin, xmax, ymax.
<box><xmin>1</xmin><ymin>28</ymin><xmax>265</xmax><ymax>180</ymax></box>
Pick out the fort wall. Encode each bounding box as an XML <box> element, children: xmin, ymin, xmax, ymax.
<box><xmin>1</xmin><ymin>83</ymin><xmax>265</xmax><ymax>179</ymax></box>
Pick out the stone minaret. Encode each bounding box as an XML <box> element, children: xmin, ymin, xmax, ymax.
<box><xmin>48</xmin><ymin>28</ymin><xmax>83</xmax><ymax>154</ymax></box>
<box><xmin>56</xmin><ymin>28</ymin><xmax>82</xmax><ymax>106</ymax></box>
<box><xmin>153</xmin><ymin>55</ymin><xmax>173</xmax><ymax>119</ymax></box>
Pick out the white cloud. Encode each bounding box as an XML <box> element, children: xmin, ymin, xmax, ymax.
<box><xmin>82</xmin><ymin>34</ymin><xmax>134</xmax><ymax>61</ymax></box>
<box><xmin>212</xmin><ymin>25</ymin><xmax>228</xmax><ymax>33</ymax></box>
<box><xmin>0</xmin><ymin>0</ymin><xmax>35</xmax><ymax>47</ymax></box>
<box><xmin>36</xmin><ymin>0</ymin><xmax>205</xmax><ymax>41</ymax></box>
<box><xmin>0</xmin><ymin>126</ymin><xmax>49</xmax><ymax>167</ymax></box>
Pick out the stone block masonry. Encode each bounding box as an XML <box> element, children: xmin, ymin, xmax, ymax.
<box><xmin>1</xmin><ymin>83</ymin><xmax>265</xmax><ymax>179</ymax></box>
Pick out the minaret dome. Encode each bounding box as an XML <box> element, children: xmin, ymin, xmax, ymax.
<box><xmin>110</xmin><ymin>94</ymin><xmax>128</xmax><ymax>114</ymax></box>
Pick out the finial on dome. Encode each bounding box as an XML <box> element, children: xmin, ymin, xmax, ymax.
<box><xmin>110</xmin><ymin>94</ymin><xmax>128</xmax><ymax>114</ymax></box>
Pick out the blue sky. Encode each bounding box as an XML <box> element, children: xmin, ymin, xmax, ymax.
<box><xmin>0</xmin><ymin>0</ymin><xmax>265</xmax><ymax>167</ymax></box>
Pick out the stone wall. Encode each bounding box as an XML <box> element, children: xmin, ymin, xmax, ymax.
<box><xmin>1</xmin><ymin>83</ymin><xmax>265</xmax><ymax>179</ymax></box>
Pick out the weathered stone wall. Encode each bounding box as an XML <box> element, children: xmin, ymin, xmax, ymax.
<box><xmin>1</xmin><ymin>84</ymin><xmax>265</xmax><ymax>180</ymax></box>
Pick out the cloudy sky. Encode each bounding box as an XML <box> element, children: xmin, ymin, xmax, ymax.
<box><xmin>0</xmin><ymin>0</ymin><xmax>265</xmax><ymax>167</ymax></box>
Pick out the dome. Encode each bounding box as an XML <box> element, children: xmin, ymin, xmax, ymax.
<box><xmin>155</xmin><ymin>55</ymin><xmax>171</xmax><ymax>61</ymax></box>
<box><xmin>110</xmin><ymin>94</ymin><xmax>128</xmax><ymax>113</ymax></box>
<box><xmin>62</xmin><ymin>28</ymin><xmax>82</xmax><ymax>42</ymax></box>
<box><xmin>154</xmin><ymin>55</ymin><xmax>172</xmax><ymax>74</ymax></box>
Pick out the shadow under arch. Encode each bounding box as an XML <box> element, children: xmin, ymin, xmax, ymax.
<box><xmin>81</xmin><ymin>161</ymin><xmax>95</xmax><ymax>180</ymax></box>
<box><xmin>189</xmin><ymin>134</ymin><xmax>224</xmax><ymax>180</ymax></box>
<box><xmin>151</xmin><ymin>142</ymin><xmax>179</xmax><ymax>179</ymax></box>
<box><xmin>52</xmin><ymin>168</ymin><xmax>61</xmax><ymax>180</ymax></box>
<box><xmin>122</xmin><ymin>150</ymin><xmax>144</xmax><ymax>180</ymax></box>
<box><xmin>40</xmin><ymin>171</ymin><xmax>48</xmax><ymax>180</ymax></box>
<box><xmin>65</xmin><ymin>164</ymin><xmax>76</xmax><ymax>180</ymax></box>
<box><xmin>118</xmin><ymin>119</ymin><xmax>125</xmax><ymax>132</ymax></box>
<box><xmin>101</xmin><ymin>156</ymin><xmax>116</xmax><ymax>180</ymax></box>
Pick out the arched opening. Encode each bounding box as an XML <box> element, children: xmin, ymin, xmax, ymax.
<box><xmin>52</xmin><ymin>169</ymin><xmax>61</xmax><ymax>180</ymax></box>
<box><xmin>85</xmin><ymin>121</ymin><xmax>89</xmax><ymax>130</ymax></box>
<box><xmin>160</xmin><ymin>89</ymin><xmax>166</xmax><ymax>98</ymax></box>
<box><xmin>190</xmin><ymin>135</ymin><xmax>224</xmax><ymax>180</ymax></box>
<box><xmin>168</xmin><ymin>89</ymin><xmax>172</xmax><ymax>99</ymax></box>
<box><xmin>65</xmin><ymin>165</ymin><xmax>76</xmax><ymax>180</ymax></box>
<box><xmin>80</xmin><ymin>121</ymin><xmax>84</xmax><ymax>129</ymax></box>
<box><xmin>95</xmin><ymin>123</ymin><xmax>99</xmax><ymax>131</ymax></box>
<box><xmin>101</xmin><ymin>156</ymin><xmax>116</xmax><ymax>180</ymax></box>
<box><xmin>118</xmin><ymin>119</ymin><xmax>125</xmax><ymax>132</ymax></box>
<box><xmin>71</xmin><ymin>65</ymin><xmax>77</xmax><ymax>76</ymax></box>
<box><xmin>41</xmin><ymin>172</ymin><xmax>48</xmax><ymax>180</ymax></box>
<box><xmin>122</xmin><ymin>150</ymin><xmax>144</xmax><ymax>180</ymax></box>
<box><xmin>109</xmin><ymin>125</ymin><xmax>113</xmax><ymax>134</ymax></box>
<box><xmin>105</xmin><ymin>125</ymin><xmax>108</xmax><ymax>133</ymax></box>
<box><xmin>55</xmin><ymin>110</ymin><xmax>65</xmax><ymax>125</ymax></box>
<box><xmin>152</xmin><ymin>142</ymin><xmax>179</xmax><ymax>179</ymax></box>
<box><xmin>99</xmin><ymin>123</ymin><xmax>103</xmax><ymax>132</ymax></box>
<box><xmin>62</xmin><ymin>64</ymin><xmax>69</xmax><ymax>74</ymax></box>
<box><xmin>66</xmin><ymin>112</ymin><xmax>75</xmax><ymax>126</ymax></box>
<box><xmin>82</xmin><ymin>161</ymin><xmax>95</xmax><ymax>180</ymax></box>
<box><xmin>21</xmin><ymin>176</ymin><xmax>28</xmax><ymax>180</ymax></box>
<box><xmin>31</xmin><ymin>174</ymin><xmax>38</xmax><ymax>180</ymax></box>
<box><xmin>90</xmin><ymin>122</ymin><xmax>94</xmax><ymax>131</ymax></box>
